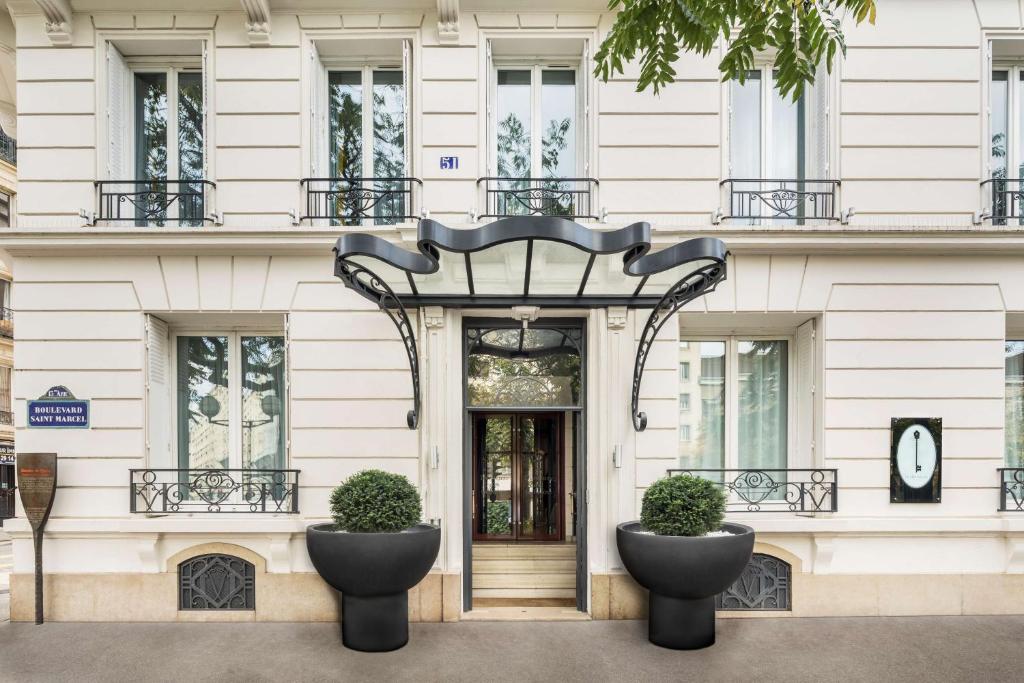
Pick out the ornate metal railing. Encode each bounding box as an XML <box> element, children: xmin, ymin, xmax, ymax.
<box><xmin>130</xmin><ymin>469</ymin><xmax>300</xmax><ymax>514</ymax></box>
<box><xmin>720</xmin><ymin>179</ymin><xmax>840</xmax><ymax>222</ymax></box>
<box><xmin>667</xmin><ymin>469</ymin><xmax>838</xmax><ymax>513</ymax></box>
<box><xmin>478</xmin><ymin>177</ymin><xmax>599</xmax><ymax>220</ymax></box>
<box><xmin>301</xmin><ymin>177</ymin><xmax>422</xmax><ymax>225</ymax></box>
<box><xmin>999</xmin><ymin>468</ymin><xmax>1024</xmax><ymax>511</ymax></box>
<box><xmin>0</xmin><ymin>306</ymin><xmax>11</xmax><ymax>338</ymax></box>
<box><xmin>94</xmin><ymin>180</ymin><xmax>216</xmax><ymax>226</ymax></box>
<box><xmin>983</xmin><ymin>178</ymin><xmax>1024</xmax><ymax>224</ymax></box>
<box><xmin>0</xmin><ymin>129</ymin><xmax>15</xmax><ymax>166</ymax></box>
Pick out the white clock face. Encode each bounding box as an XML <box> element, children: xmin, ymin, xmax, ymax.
<box><xmin>896</xmin><ymin>424</ymin><xmax>937</xmax><ymax>489</ymax></box>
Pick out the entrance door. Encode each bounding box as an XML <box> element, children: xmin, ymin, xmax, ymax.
<box><xmin>473</xmin><ymin>412</ymin><xmax>563</xmax><ymax>542</ymax></box>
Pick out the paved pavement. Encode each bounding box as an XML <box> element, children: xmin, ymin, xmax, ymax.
<box><xmin>2</xmin><ymin>615</ymin><xmax>1023</xmax><ymax>682</ymax></box>
<box><xmin>0</xmin><ymin>533</ymin><xmax>10</xmax><ymax>624</ymax></box>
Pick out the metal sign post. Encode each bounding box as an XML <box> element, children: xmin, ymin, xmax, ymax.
<box><xmin>16</xmin><ymin>453</ymin><xmax>57</xmax><ymax>625</ymax></box>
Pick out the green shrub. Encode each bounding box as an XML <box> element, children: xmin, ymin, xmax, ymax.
<box><xmin>640</xmin><ymin>474</ymin><xmax>725</xmax><ymax>536</ymax></box>
<box><xmin>329</xmin><ymin>469</ymin><xmax>422</xmax><ymax>533</ymax></box>
<box><xmin>485</xmin><ymin>500</ymin><xmax>512</xmax><ymax>535</ymax></box>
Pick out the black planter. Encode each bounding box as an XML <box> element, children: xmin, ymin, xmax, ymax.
<box><xmin>306</xmin><ymin>522</ymin><xmax>441</xmax><ymax>652</ymax></box>
<box><xmin>616</xmin><ymin>521</ymin><xmax>754</xmax><ymax>650</ymax></box>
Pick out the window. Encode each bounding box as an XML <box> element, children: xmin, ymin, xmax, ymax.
<box><xmin>105</xmin><ymin>40</ymin><xmax>209</xmax><ymax>225</ymax></box>
<box><xmin>0</xmin><ymin>191</ymin><xmax>10</xmax><ymax>227</ymax></box>
<box><xmin>989</xmin><ymin>66</ymin><xmax>1024</xmax><ymax>222</ymax></box>
<box><xmin>679</xmin><ymin>362</ymin><xmax>690</xmax><ymax>382</ymax></box>
<box><xmin>679</xmin><ymin>338</ymin><xmax>790</xmax><ymax>471</ymax></box>
<box><xmin>729</xmin><ymin>67</ymin><xmax>828</xmax><ymax>181</ymax></box>
<box><xmin>679</xmin><ymin>392</ymin><xmax>691</xmax><ymax>412</ymax></box>
<box><xmin>175</xmin><ymin>333</ymin><xmax>286</xmax><ymax>471</ymax></box>
<box><xmin>1007</xmin><ymin>341</ymin><xmax>1024</xmax><ymax>466</ymax></box>
<box><xmin>679</xmin><ymin>424</ymin><xmax>692</xmax><ymax>442</ymax></box>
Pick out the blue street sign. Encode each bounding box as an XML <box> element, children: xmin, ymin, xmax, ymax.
<box><xmin>440</xmin><ymin>156</ymin><xmax>459</xmax><ymax>170</ymax></box>
<box><xmin>27</xmin><ymin>385</ymin><xmax>90</xmax><ymax>429</ymax></box>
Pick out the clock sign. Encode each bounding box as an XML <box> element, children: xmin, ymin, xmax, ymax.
<box><xmin>890</xmin><ymin>417</ymin><xmax>942</xmax><ymax>503</ymax></box>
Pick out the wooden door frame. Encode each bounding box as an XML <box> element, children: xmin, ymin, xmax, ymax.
<box><xmin>471</xmin><ymin>411</ymin><xmax>565</xmax><ymax>543</ymax></box>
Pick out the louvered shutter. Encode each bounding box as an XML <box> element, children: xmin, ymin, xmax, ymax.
<box><xmin>794</xmin><ymin>318</ymin><xmax>816</xmax><ymax>468</ymax></box>
<box><xmin>581</xmin><ymin>40</ymin><xmax>590</xmax><ymax>177</ymax></box>
<box><xmin>310</xmin><ymin>42</ymin><xmax>327</xmax><ymax>177</ymax></box>
<box><xmin>145</xmin><ymin>315</ymin><xmax>171</xmax><ymax>468</ymax></box>
<box><xmin>809</xmin><ymin>64</ymin><xmax>830</xmax><ymax>179</ymax></box>
<box><xmin>402</xmin><ymin>39</ymin><xmax>411</xmax><ymax>178</ymax></box>
<box><xmin>202</xmin><ymin>40</ymin><xmax>210</xmax><ymax>182</ymax></box>
<box><xmin>106</xmin><ymin>42</ymin><xmax>130</xmax><ymax>182</ymax></box>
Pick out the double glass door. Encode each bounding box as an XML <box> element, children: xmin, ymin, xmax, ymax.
<box><xmin>473</xmin><ymin>412</ymin><xmax>563</xmax><ymax>541</ymax></box>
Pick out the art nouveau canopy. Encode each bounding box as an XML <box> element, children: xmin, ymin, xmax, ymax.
<box><xmin>333</xmin><ymin>216</ymin><xmax>728</xmax><ymax>430</ymax></box>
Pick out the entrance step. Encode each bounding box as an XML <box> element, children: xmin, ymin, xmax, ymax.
<box><xmin>461</xmin><ymin>606</ymin><xmax>591</xmax><ymax>622</ymax></box>
<box><xmin>472</xmin><ymin>543</ymin><xmax>576</xmax><ymax>602</ymax></box>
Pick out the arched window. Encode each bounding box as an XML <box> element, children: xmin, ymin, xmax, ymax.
<box><xmin>716</xmin><ymin>553</ymin><xmax>792</xmax><ymax>611</ymax></box>
<box><xmin>178</xmin><ymin>554</ymin><xmax>255</xmax><ymax>610</ymax></box>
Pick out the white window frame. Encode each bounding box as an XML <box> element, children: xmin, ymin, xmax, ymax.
<box><xmin>170</xmin><ymin>330</ymin><xmax>287</xmax><ymax>471</ymax></box>
<box><xmin>127</xmin><ymin>58</ymin><xmax>204</xmax><ymax>183</ymax></box>
<box><xmin>487</xmin><ymin>58</ymin><xmax>587</xmax><ymax>178</ymax></box>
<box><xmin>678</xmin><ymin>334</ymin><xmax>796</xmax><ymax>471</ymax></box>
<box><xmin>320</xmin><ymin>59</ymin><xmax>408</xmax><ymax>180</ymax></box>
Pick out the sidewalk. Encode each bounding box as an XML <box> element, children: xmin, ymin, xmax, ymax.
<box><xmin>2</xmin><ymin>615</ymin><xmax>1023</xmax><ymax>682</ymax></box>
<box><xmin>0</xmin><ymin>532</ymin><xmax>10</xmax><ymax>624</ymax></box>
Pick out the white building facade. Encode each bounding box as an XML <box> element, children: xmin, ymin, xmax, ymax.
<box><xmin>5</xmin><ymin>0</ymin><xmax>1024</xmax><ymax>622</ymax></box>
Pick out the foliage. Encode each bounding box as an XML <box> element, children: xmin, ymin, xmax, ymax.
<box><xmin>486</xmin><ymin>500</ymin><xmax>512</xmax><ymax>535</ymax></box>
<box><xmin>640</xmin><ymin>474</ymin><xmax>725</xmax><ymax>537</ymax></box>
<box><xmin>595</xmin><ymin>0</ymin><xmax>877</xmax><ymax>101</ymax></box>
<box><xmin>329</xmin><ymin>469</ymin><xmax>423</xmax><ymax>533</ymax></box>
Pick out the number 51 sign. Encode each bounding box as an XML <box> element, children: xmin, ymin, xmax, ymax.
<box><xmin>440</xmin><ymin>156</ymin><xmax>459</xmax><ymax>170</ymax></box>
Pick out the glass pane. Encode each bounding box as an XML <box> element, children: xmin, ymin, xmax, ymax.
<box><xmin>135</xmin><ymin>72</ymin><xmax>168</xmax><ymax>181</ymax></box>
<box><xmin>519</xmin><ymin>415</ymin><xmax>560</xmax><ymax>538</ymax></box>
<box><xmin>468</xmin><ymin>241</ymin><xmax>528</xmax><ymax>295</ymax></box>
<box><xmin>729</xmin><ymin>71</ymin><xmax>760</xmax><ymax>178</ymax></box>
<box><xmin>372</xmin><ymin>70</ymin><xmax>406</xmax><ymax>225</ymax></box>
<box><xmin>477</xmin><ymin>416</ymin><xmax>513</xmax><ymax>536</ymax></box>
<box><xmin>541</xmin><ymin>70</ymin><xmax>576</xmax><ymax>179</ymax></box>
<box><xmin>177</xmin><ymin>71</ymin><xmax>204</xmax><ymax>226</ymax></box>
<box><xmin>497</xmin><ymin>69</ymin><xmax>532</xmax><ymax>181</ymax></box>
<box><xmin>770</xmin><ymin>70</ymin><xmax>803</xmax><ymax>179</ymax></box>
<box><xmin>177</xmin><ymin>336</ymin><xmax>229</xmax><ymax>470</ymax></box>
<box><xmin>241</xmin><ymin>336</ymin><xmax>286</xmax><ymax>470</ymax></box>
<box><xmin>467</xmin><ymin>326</ymin><xmax>582</xmax><ymax>407</ymax></box>
<box><xmin>737</xmin><ymin>340</ymin><xmax>788</xmax><ymax>471</ymax></box>
<box><xmin>525</xmin><ymin>240</ymin><xmax>590</xmax><ymax>295</ymax></box>
<box><xmin>678</xmin><ymin>341</ymin><xmax>725</xmax><ymax>469</ymax></box>
<box><xmin>329</xmin><ymin>71</ymin><xmax>363</xmax><ymax>179</ymax></box>
<box><xmin>1006</xmin><ymin>341</ymin><xmax>1024</xmax><ymax>466</ymax></box>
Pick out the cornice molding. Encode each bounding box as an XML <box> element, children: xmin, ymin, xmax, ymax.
<box><xmin>240</xmin><ymin>0</ymin><xmax>271</xmax><ymax>45</ymax></box>
<box><xmin>34</xmin><ymin>0</ymin><xmax>72</xmax><ymax>46</ymax></box>
<box><xmin>437</xmin><ymin>0</ymin><xmax>458</xmax><ymax>43</ymax></box>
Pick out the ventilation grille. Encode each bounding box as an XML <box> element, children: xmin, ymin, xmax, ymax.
<box><xmin>716</xmin><ymin>553</ymin><xmax>792</xmax><ymax>611</ymax></box>
<box><xmin>179</xmin><ymin>554</ymin><xmax>255</xmax><ymax>611</ymax></box>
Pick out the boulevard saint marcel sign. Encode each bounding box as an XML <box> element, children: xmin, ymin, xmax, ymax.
<box><xmin>27</xmin><ymin>386</ymin><xmax>90</xmax><ymax>429</ymax></box>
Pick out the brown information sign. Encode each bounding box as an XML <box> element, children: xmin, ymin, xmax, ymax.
<box><xmin>17</xmin><ymin>452</ymin><xmax>57</xmax><ymax>624</ymax></box>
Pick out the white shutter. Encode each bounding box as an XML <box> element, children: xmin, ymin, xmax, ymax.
<box><xmin>402</xmin><ymin>39</ymin><xmax>411</xmax><ymax>177</ymax></box>
<box><xmin>106</xmin><ymin>42</ymin><xmax>130</xmax><ymax>181</ymax></box>
<box><xmin>794</xmin><ymin>318</ymin><xmax>816</xmax><ymax>468</ymax></box>
<box><xmin>581</xmin><ymin>40</ymin><xmax>590</xmax><ymax>177</ymax></box>
<box><xmin>310</xmin><ymin>42</ymin><xmax>327</xmax><ymax>177</ymax></box>
<box><xmin>202</xmin><ymin>40</ymin><xmax>211</xmax><ymax>182</ymax></box>
<box><xmin>986</xmin><ymin>40</ymin><xmax>994</xmax><ymax>177</ymax></box>
<box><xmin>145</xmin><ymin>315</ymin><xmax>171</xmax><ymax>468</ymax></box>
<box><xmin>809</xmin><ymin>64</ymin><xmax>830</xmax><ymax>179</ymax></box>
<box><xmin>283</xmin><ymin>313</ymin><xmax>291</xmax><ymax>461</ymax></box>
<box><xmin>485</xmin><ymin>39</ymin><xmax>493</xmax><ymax>175</ymax></box>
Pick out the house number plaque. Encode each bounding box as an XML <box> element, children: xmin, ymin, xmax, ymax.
<box><xmin>17</xmin><ymin>452</ymin><xmax>58</xmax><ymax>624</ymax></box>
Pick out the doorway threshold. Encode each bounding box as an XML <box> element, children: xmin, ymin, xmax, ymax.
<box><xmin>461</xmin><ymin>606</ymin><xmax>591</xmax><ymax>622</ymax></box>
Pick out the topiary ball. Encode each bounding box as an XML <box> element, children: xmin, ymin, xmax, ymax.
<box><xmin>640</xmin><ymin>474</ymin><xmax>726</xmax><ymax>536</ymax></box>
<box><xmin>329</xmin><ymin>469</ymin><xmax>422</xmax><ymax>533</ymax></box>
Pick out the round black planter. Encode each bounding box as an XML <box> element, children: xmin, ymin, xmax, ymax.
<box><xmin>616</xmin><ymin>521</ymin><xmax>754</xmax><ymax>650</ymax></box>
<box><xmin>306</xmin><ymin>523</ymin><xmax>441</xmax><ymax>652</ymax></box>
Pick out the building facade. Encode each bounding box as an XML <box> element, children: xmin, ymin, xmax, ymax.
<box><xmin>5</xmin><ymin>0</ymin><xmax>1024</xmax><ymax>622</ymax></box>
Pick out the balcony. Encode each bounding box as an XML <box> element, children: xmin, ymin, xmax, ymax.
<box><xmin>92</xmin><ymin>180</ymin><xmax>217</xmax><ymax>226</ymax></box>
<box><xmin>666</xmin><ymin>468</ymin><xmax>838</xmax><ymax>513</ymax></box>
<box><xmin>0</xmin><ymin>128</ymin><xmax>15</xmax><ymax>167</ymax></box>
<box><xmin>720</xmin><ymin>179</ymin><xmax>841</xmax><ymax>223</ymax></box>
<box><xmin>477</xmin><ymin>177</ymin><xmax>599</xmax><ymax>220</ymax></box>
<box><xmin>300</xmin><ymin>177</ymin><xmax>422</xmax><ymax>225</ymax></box>
<box><xmin>982</xmin><ymin>178</ymin><xmax>1024</xmax><ymax>224</ymax></box>
<box><xmin>999</xmin><ymin>468</ymin><xmax>1024</xmax><ymax>511</ymax></box>
<box><xmin>0</xmin><ymin>306</ymin><xmax>10</xmax><ymax>338</ymax></box>
<box><xmin>130</xmin><ymin>468</ymin><xmax>300</xmax><ymax>514</ymax></box>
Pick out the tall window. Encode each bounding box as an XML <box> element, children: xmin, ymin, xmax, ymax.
<box><xmin>989</xmin><ymin>68</ymin><xmax>1024</xmax><ymax>222</ymax></box>
<box><xmin>175</xmin><ymin>334</ymin><xmax>286</xmax><ymax>471</ymax></box>
<box><xmin>679</xmin><ymin>338</ymin><xmax>790</xmax><ymax>471</ymax></box>
<box><xmin>0</xmin><ymin>190</ymin><xmax>10</xmax><ymax>227</ymax></box>
<box><xmin>1007</xmin><ymin>341</ymin><xmax>1024</xmax><ymax>466</ymax></box>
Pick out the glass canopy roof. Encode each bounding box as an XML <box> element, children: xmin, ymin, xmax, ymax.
<box><xmin>334</xmin><ymin>216</ymin><xmax>727</xmax><ymax>308</ymax></box>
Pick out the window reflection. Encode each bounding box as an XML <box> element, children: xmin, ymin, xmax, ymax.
<box><xmin>678</xmin><ymin>341</ymin><xmax>725</xmax><ymax>469</ymax></box>
<box><xmin>466</xmin><ymin>326</ymin><xmax>581</xmax><ymax>408</ymax></box>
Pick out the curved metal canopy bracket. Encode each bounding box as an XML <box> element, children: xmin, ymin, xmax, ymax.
<box><xmin>335</xmin><ymin>258</ymin><xmax>421</xmax><ymax>429</ymax></box>
<box><xmin>631</xmin><ymin>260</ymin><xmax>728</xmax><ymax>432</ymax></box>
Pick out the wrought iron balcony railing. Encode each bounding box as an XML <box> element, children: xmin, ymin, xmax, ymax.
<box><xmin>478</xmin><ymin>177</ymin><xmax>599</xmax><ymax>220</ymax></box>
<box><xmin>982</xmin><ymin>178</ymin><xmax>1024</xmax><ymax>224</ymax></box>
<box><xmin>666</xmin><ymin>468</ymin><xmax>838</xmax><ymax>513</ymax></box>
<box><xmin>720</xmin><ymin>179</ymin><xmax>840</xmax><ymax>222</ymax></box>
<box><xmin>93</xmin><ymin>180</ymin><xmax>216</xmax><ymax>226</ymax></box>
<box><xmin>300</xmin><ymin>177</ymin><xmax>422</xmax><ymax>225</ymax></box>
<box><xmin>0</xmin><ymin>129</ymin><xmax>15</xmax><ymax>167</ymax></box>
<box><xmin>130</xmin><ymin>468</ymin><xmax>300</xmax><ymax>514</ymax></box>
<box><xmin>999</xmin><ymin>468</ymin><xmax>1024</xmax><ymax>511</ymax></box>
<box><xmin>0</xmin><ymin>306</ymin><xmax>11</xmax><ymax>338</ymax></box>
